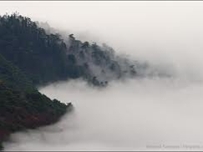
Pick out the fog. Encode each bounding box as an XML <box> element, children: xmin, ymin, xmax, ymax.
<box><xmin>2</xmin><ymin>1</ymin><xmax>203</xmax><ymax>151</ymax></box>
<box><xmin>3</xmin><ymin>78</ymin><xmax>203</xmax><ymax>151</ymax></box>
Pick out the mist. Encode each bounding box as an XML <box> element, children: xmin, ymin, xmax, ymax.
<box><xmin>2</xmin><ymin>1</ymin><xmax>203</xmax><ymax>151</ymax></box>
<box><xmin>3</xmin><ymin>78</ymin><xmax>203</xmax><ymax>151</ymax></box>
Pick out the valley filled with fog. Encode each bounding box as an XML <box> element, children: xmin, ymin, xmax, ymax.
<box><xmin>2</xmin><ymin>1</ymin><xmax>203</xmax><ymax>151</ymax></box>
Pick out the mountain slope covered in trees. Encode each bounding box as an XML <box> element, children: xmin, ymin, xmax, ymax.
<box><xmin>0</xmin><ymin>14</ymin><xmax>74</xmax><ymax>150</ymax></box>
<box><xmin>0</xmin><ymin>50</ymin><xmax>72</xmax><ymax>150</ymax></box>
<box><xmin>0</xmin><ymin>13</ymin><xmax>139</xmax><ymax>87</ymax></box>
<box><xmin>0</xmin><ymin>12</ymin><xmax>169</xmax><ymax>150</ymax></box>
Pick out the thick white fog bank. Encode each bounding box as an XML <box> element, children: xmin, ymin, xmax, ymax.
<box><xmin>2</xmin><ymin>1</ymin><xmax>203</xmax><ymax>150</ymax></box>
<box><xmin>3</xmin><ymin>77</ymin><xmax>203</xmax><ymax>151</ymax></box>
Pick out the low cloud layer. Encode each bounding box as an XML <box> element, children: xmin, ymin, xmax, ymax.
<box><xmin>3</xmin><ymin>76</ymin><xmax>203</xmax><ymax>150</ymax></box>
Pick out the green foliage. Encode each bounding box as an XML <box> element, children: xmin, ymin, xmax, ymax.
<box><xmin>0</xmin><ymin>12</ymin><xmax>138</xmax><ymax>149</ymax></box>
<box><xmin>0</xmin><ymin>13</ymin><xmax>74</xmax><ymax>86</ymax></box>
<box><xmin>0</xmin><ymin>54</ymin><xmax>34</xmax><ymax>91</ymax></box>
<box><xmin>0</xmin><ymin>81</ymin><xmax>69</xmax><ymax>142</ymax></box>
<box><xmin>0</xmin><ymin>13</ymin><xmax>74</xmax><ymax>149</ymax></box>
<box><xmin>0</xmin><ymin>13</ymin><xmax>137</xmax><ymax>89</ymax></box>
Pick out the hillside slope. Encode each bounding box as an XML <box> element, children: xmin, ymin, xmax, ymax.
<box><xmin>0</xmin><ymin>13</ymin><xmax>138</xmax><ymax>87</ymax></box>
<box><xmin>0</xmin><ymin>14</ymin><xmax>73</xmax><ymax>150</ymax></box>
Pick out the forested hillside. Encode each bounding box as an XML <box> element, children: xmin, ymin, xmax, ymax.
<box><xmin>0</xmin><ymin>13</ymin><xmax>138</xmax><ymax>87</ymax></box>
<box><xmin>0</xmin><ymin>13</ymin><xmax>140</xmax><ymax>149</ymax></box>
<box><xmin>0</xmin><ymin>13</ymin><xmax>73</xmax><ymax>150</ymax></box>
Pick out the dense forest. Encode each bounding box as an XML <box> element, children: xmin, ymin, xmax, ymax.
<box><xmin>0</xmin><ymin>13</ymin><xmax>74</xmax><ymax>150</ymax></box>
<box><xmin>0</xmin><ymin>13</ymin><xmax>139</xmax><ymax>87</ymax></box>
<box><xmin>0</xmin><ymin>51</ymin><xmax>72</xmax><ymax>149</ymax></box>
<box><xmin>0</xmin><ymin>13</ymin><xmax>145</xmax><ymax>149</ymax></box>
